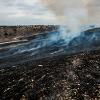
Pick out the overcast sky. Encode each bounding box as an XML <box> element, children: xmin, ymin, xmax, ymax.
<box><xmin>0</xmin><ymin>0</ymin><xmax>100</xmax><ymax>26</ymax></box>
<box><xmin>0</xmin><ymin>0</ymin><xmax>57</xmax><ymax>25</ymax></box>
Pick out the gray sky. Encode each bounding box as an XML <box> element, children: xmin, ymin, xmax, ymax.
<box><xmin>0</xmin><ymin>0</ymin><xmax>57</xmax><ymax>25</ymax></box>
<box><xmin>0</xmin><ymin>0</ymin><xmax>100</xmax><ymax>26</ymax></box>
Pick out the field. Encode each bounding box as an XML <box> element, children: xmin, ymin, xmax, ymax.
<box><xmin>0</xmin><ymin>49</ymin><xmax>100</xmax><ymax>100</ymax></box>
<box><xmin>0</xmin><ymin>26</ymin><xmax>100</xmax><ymax>100</ymax></box>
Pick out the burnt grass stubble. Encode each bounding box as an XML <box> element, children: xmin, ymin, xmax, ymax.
<box><xmin>0</xmin><ymin>49</ymin><xmax>100</xmax><ymax>100</ymax></box>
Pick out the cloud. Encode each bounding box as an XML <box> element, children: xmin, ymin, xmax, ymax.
<box><xmin>0</xmin><ymin>0</ymin><xmax>56</xmax><ymax>25</ymax></box>
<box><xmin>0</xmin><ymin>0</ymin><xmax>100</xmax><ymax>25</ymax></box>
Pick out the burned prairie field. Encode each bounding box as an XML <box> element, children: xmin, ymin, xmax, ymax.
<box><xmin>0</xmin><ymin>49</ymin><xmax>100</xmax><ymax>100</ymax></box>
<box><xmin>0</xmin><ymin>26</ymin><xmax>100</xmax><ymax>100</ymax></box>
<box><xmin>1</xmin><ymin>0</ymin><xmax>100</xmax><ymax>99</ymax></box>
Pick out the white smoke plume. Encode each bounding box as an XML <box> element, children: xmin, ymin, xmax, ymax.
<box><xmin>41</xmin><ymin>0</ymin><xmax>88</xmax><ymax>32</ymax></box>
<box><xmin>40</xmin><ymin>0</ymin><xmax>86</xmax><ymax>42</ymax></box>
<box><xmin>41</xmin><ymin>0</ymin><xmax>100</xmax><ymax>30</ymax></box>
<box><xmin>40</xmin><ymin>0</ymin><xmax>100</xmax><ymax>45</ymax></box>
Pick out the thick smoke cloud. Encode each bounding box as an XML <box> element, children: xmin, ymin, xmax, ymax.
<box><xmin>41</xmin><ymin>0</ymin><xmax>87</xmax><ymax>42</ymax></box>
<box><xmin>42</xmin><ymin>0</ymin><xmax>87</xmax><ymax>31</ymax></box>
<box><xmin>41</xmin><ymin>0</ymin><xmax>100</xmax><ymax>29</ymax></box>
<box><xmin>83</xmin><ymin>0</ymin><xmax>100</xmax><ymax>25</ymax></box>
<box><xmin>40</xmin><ymin>0</ymin><xmax>100</xmax><ymax>47</ymax></box>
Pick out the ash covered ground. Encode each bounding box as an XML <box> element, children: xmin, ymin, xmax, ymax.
<box><xmin>0</xmin><ymin>27</ymin><xmax>100</xmax><ymax>100</ymax></box>
<box><xmin>0</xmin><ymin>49</ymin><xmax>100</xmax><ymax>100</ymax></box>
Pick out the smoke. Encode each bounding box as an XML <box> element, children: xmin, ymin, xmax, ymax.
<box><xmin>41</xmin><ymin>0</ymin><xmax>88</xmax><ymax>32</ymax></box>
<box><xmin>40</xmin><ymin>0</ymin><xmax>89</xmax><ymax>44</ymax></box>
<box><xmin>83</xmin><ymin>0</ymin><xmax>100</xmax><ymax>25</ymax></box>
<box><xmin>1</xmin><ymin>28</ymin><xmax>100</xmax><ymax>67</ymax></box>
<box><xmin>41</xmin><ymin>0</ymin><xmax>100</xmax><ymax>30</ymax></box>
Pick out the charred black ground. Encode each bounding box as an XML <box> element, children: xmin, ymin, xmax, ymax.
<box><xmin>0</xmin><ymin>48</ymin><xmax>100</xmax><ymax>100</ymax></box>
<box><xmin>0</xmin><ymin>27</ymin><xmax>100</xmax><ymax>100</ymax></box>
